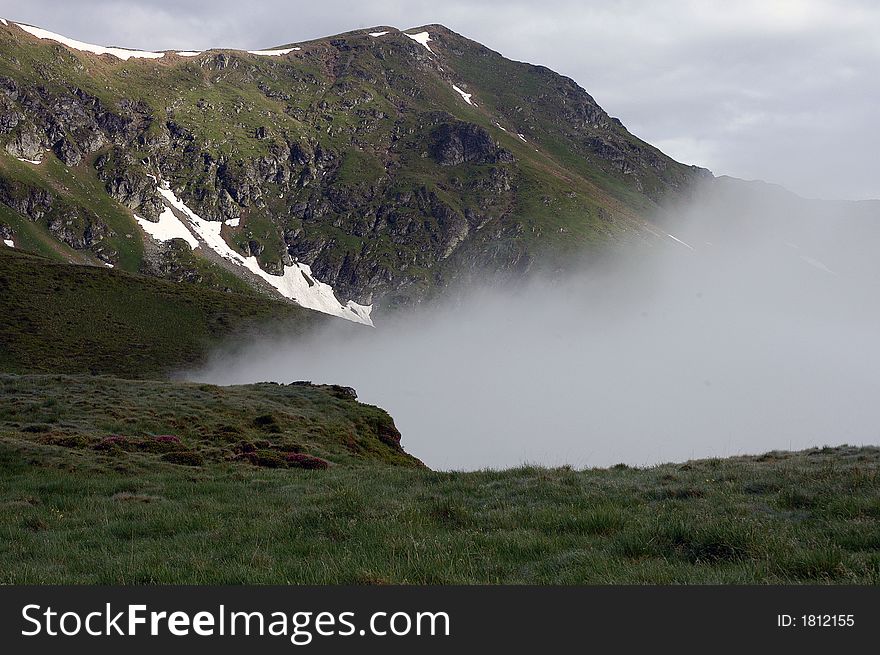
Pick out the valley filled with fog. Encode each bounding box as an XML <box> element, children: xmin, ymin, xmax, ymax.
<box><xmin>191</xmin><ymin>179</ymin><xmax>880</xmax><ymax>470</ymax></box>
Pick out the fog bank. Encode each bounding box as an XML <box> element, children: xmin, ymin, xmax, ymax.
<box><xmin>190</xmin><ymin>182</ymin><xmax>880</xmax><ymax>470</ymax></box>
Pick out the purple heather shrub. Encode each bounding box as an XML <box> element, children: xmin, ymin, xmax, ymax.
<box><xmin>95</xmin><ymin>435</ymin><xmax>129</xmax><ymax>450</ymax></box>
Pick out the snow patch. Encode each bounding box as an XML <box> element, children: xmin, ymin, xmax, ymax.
<box><xmin>225</xmin><ymin>217</ymin><xmax>240</xmax><ymax>227</ymax></box>
<box><xmin>799</xmin><ymin>254</ymin><xmax>838</xmax><ymax>276</ymax></box>
<box><xmin>135</xmin><ymin>209</ymin><xmax>199</xmax><ymax>250</ymax></box>
<box><xmin>3</xmin><ymin>239</ymin><xmax>13</xmax><ymax>248</ymax></box>
<box><xmin>368</xmin><ymin>31</ymin><xmax>389</xmax><ymax>37</ymax></box>
<box><xmin>175</xmin><ymin>51</ymin><xmax>201</xmax><ymax>57</ymax></box>
<box><xmin>154</xmin><ymin>182</ymin><xmax>372</xmax><ymax>325</ymax></box>
<box><xmin>493</xmin><ymin>122</ymin><xmax>507</xmax><ymax>132</ymax></box>
<box><xmin>247</xmin><ymin>47</ymin><xmax>299</xmax><ymax>56</ymax></box>
<box><xmin>517</xmin><ymin>133</ymin><xmax>527</xmax><ymax>142</ymax></box>
<box><xmin>404</xmin><ymin>31</ymin><xmax>433</xmax><ymax>53</ymax></box>
<box><xmin>104</xmin><ymin>262</ymin><xmax>114</xmax><ymax>268</ymax></box>
<box><xmin>16</xmin><ymin>156</ymin><xmax>42</xmax><ymax>165</ymax></box>
<box><xmin>15</xmin><ymin>23</ymin><xmax>164</xmax><ymax>60</ymax></box>
<box><xmin>783</xmin><ymin>242</ymin><xmax>837</xmax><ymax>275</ymax></box>
<box><xmin>451</xmin><ymin>84</ymin><xmax>473</xmax><ymax>105</ymax></box>
<box><xmin>0</xmin><ymin>19</ymin><xmax>8</xmax><ymax>26</ymax></box>
<box><xmin>666</xmin><ymin>233</ymin><xmax>695</xmax><ymax>250</ymax></box>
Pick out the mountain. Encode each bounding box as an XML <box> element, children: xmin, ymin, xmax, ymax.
<box><xmin>0</xmin><ymin>20</ymin><xmax>710</xmax><ymax>320</ymax></box>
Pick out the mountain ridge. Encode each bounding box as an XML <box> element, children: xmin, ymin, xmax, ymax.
<box><xmin>0</xmin><ymin>18</ymin><xmax>711</xmax><ymax>317</ymax></box>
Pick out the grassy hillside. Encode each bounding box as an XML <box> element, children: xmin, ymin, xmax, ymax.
<box><xmin>0</xmin><ymin>374</ymin><xmax>877</xmax><ymax>584</ymax></box>
<box><xmin>0</xmin><ymin>247</ymin><xmax>333</xmax><ymax>377</ymax></box>
<box><xmin>0</xmin><ymin>373</ymin><xmax>418</xmax><ymax>468</ymax></box>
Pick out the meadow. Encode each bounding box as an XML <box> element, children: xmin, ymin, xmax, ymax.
<box><xmin>1</xmin><ymin>375</ymin><xmax>877</xmax><ymax>584</ymax></box>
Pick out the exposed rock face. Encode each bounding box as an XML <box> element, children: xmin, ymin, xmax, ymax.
<box><xmin>138</xmin><ymin>240</ymin><xmax>242</xmax><ymax>292</ymax></box>
<box><xmin>4</xmin><ymin>128</ymin><xmax>43</xmax><ymax>160</ymax></box>
<box><xmin>429</xmin><ymin>121</ymin><xmax>514</xmax><ymax>166</ymax></box>
<box><xmin>95</xmin><ymin>149</ymin><xmax>163</xmax><ymax>221</ymax></box>
<box><xmin>376</xmin><ymin>417</ymin><xmax>404</xmax><ymax>450</ymax></box>
<box><xmin>0</xmin><ymin>177</ymin><xmax>53</xmax><ymax>220</ymax></box>
<box><xmin>0</xmin><ymin>74</ymin><xmax>152</xmax><ymax>168</ymax></box>
<box><xmin>141</xmin><ymin>246</ymin><xmax>204</xmax><ymax>285</ymax></box>
<box><xmin>46</xmin><ymin>210</ymin><xmax>110</xmax><ymax>251</ymax></box>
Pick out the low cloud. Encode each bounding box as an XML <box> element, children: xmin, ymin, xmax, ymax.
<box><xmin>190</xmin><ymin>183</ymin><xmax>880</xmax><ymax>470</ymax></box>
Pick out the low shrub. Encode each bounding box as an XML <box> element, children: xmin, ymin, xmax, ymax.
<box><xmin>94</xmin><ymin>435</ymin><xmax>129</xmax><ymax>451</ymax></box>
<box><xmin>253</xmin><ymin>414</ymin><xmax>282</xmax><ymax>433</ymax></box>
<box><xmin>160</xmin><ymin>451</ymin><xmax>204</xmax><ymax>466</ymax></box>
<box><xmin>285</xmin><ymin>453</ymin><xmax>330</xmax><ymax>470</ymax></box>
<box><xmin>255</xmin><ymin>450</ymin><xmax>287</xmax><ymax>468</ymax></box>
<box><xmin>22</xmin><ymin>424</ymin><xmax>51</xmax><ymax>433</ymax></box>
<box><xmin>37</xmin><ymin>434</ymin><xmax>93</xmax><ymax>448</ymax></box>
<box><xmin>235</xmin><ymin>450</ymin><xmax>288</xmax><ymax>468</ymax></box>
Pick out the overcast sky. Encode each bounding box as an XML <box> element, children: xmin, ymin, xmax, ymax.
<box><xmin>2</xmin><ymin>0</ymin><xmax>877</xmax><ymax>200</ymax></box>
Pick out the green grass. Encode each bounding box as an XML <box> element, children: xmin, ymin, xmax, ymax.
<box><xmin>0</xmin><ymin>376</ymin><xmax>876</xmax><ymax>584</ymax></box>
<box><xmin>336</xmin><ymin>149</ymin><xmax>385</xmax><ymax>187</ymax></box>
<box><xmin>0</xmin><ymin>248</ymin><xmax>333</xmax><ymax>377</ymax></box>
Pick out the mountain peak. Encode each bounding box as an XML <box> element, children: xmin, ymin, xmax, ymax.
<box><xmin>2</xmin><ymin>18</ymin><xmax>468</xmax><ymax>60</ymax></box>
<box><xmin>0</xmin><ymin>17</ymin><xmax>708</xmax><ymax>314</ymax></box>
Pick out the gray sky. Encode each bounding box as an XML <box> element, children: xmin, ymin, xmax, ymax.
<box><xmin>2</xmin><ymin>0</ymin><xmax>878</xmax><ymax>200</ymax></box>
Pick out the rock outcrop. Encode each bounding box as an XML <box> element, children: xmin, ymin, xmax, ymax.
<box><xmin>429</xmin><ymin>120</ymin><xmax>514</xmax><ymax>166</ymax></box>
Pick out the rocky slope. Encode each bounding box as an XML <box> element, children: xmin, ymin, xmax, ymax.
<box><xmin>0</xmin><ymin>20</ymin><xmax>710</xmax><ymax>317</ymax></box>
